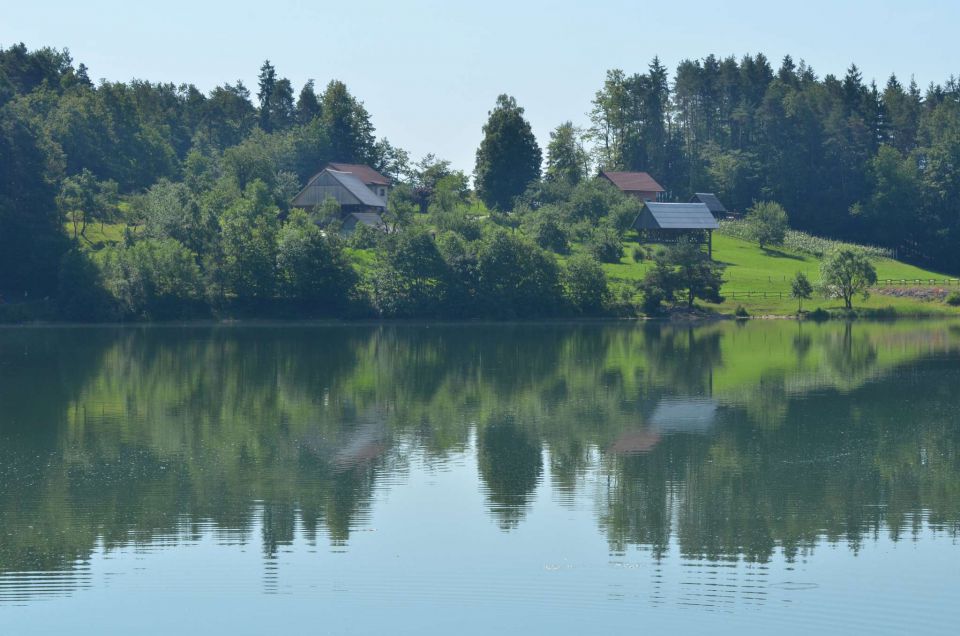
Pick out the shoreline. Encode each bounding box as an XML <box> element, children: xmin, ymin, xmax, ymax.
<box><xmin>2</xmin><ymin>310</ymin><xmax>958</xmax><ymax>328</ymax></box>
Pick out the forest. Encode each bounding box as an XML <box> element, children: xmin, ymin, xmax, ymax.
<box><xmin>1</xmin><ymin>43</ymin><xmax>959</xmax><ymax>319</ymax></box>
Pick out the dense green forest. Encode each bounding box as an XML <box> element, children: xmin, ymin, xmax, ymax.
<box><xmin>1</xmin><ymin>44</ymin><xmax>959</xmax><ymax>319</ymax></box>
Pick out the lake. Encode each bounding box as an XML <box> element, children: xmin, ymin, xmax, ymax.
<box><xmin>1</xmin><ymin>321</ymin><xmax>959</xmax><ymax>634</ymax></box>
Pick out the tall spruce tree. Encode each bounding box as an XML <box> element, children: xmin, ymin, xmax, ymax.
<box><xmin>256</xmin><ymin>60</ymin><xmax>277</xmax><ymax>132</ymax></box>
<box><xmin>296</xmin><ymin>80</ymin><xmax>322</xmax><ymax>125</ymax></box>
<box><xmin>474</xmin><ymin>94</ymin><xmax>542</xmax><ymax>210</ymax></box>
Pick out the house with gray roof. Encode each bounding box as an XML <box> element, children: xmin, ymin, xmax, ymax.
<box><xmin>633</xmin><ymin>201</ymin><xmax>720</xmax><ymax>257</ymax></box>
<box><xmin>292</xmin><ymin>164</ymin><xmax>389</xmax><ymax>213</ymax></box>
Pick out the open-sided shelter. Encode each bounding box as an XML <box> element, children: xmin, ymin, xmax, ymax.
<box><xmin>633</xmin><ymin>201</ymin><xmax>720</xmax><ymax>258</ymax></box>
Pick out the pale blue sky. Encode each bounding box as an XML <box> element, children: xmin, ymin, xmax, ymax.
<box><xmin>3</xmin><ymin>0</ymin><xmax>957</xmax><ymax>172</ymax></box>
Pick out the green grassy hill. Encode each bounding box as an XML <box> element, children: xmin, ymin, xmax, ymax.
<box><xmin>603</xmin><ymin>233</ymin><xmax>960</xmax><ymax>316</ymax></box>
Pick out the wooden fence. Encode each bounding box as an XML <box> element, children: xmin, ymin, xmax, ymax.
<box><xmin>728</xmin><ymin>279</ymin><xmax>960</xmax><ymax>300</ymax></box>
<box><xmin>875</xmin><ymin>279</ymin><xmax>960</xmax><ymax>286</ymax></box>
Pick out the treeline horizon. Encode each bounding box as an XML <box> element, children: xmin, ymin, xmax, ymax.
<box><xmin>2</xmin><ymin>42</ymin><xmax>959</xmax><ymax>317</ymax></box>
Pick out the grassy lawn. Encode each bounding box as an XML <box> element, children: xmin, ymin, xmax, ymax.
<box><xmin>602</xmin><ymin>233</ymin><xmax>960</xmax><ymax>316</ymax></box>
<box><xmin>59</xmin><ymin>214</ymin><xmax>959</xmax><ymax>319</ymax></box>
<box><xmin>63</xmin><ymin>220</ymin><xmax>130</xmax><ymax>248</ymax></box>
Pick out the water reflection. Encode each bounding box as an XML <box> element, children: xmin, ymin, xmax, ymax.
<box><xmin>0</xmin><ymin>321</ymin><xmax>959</xmax><ymax>603</ymax></box>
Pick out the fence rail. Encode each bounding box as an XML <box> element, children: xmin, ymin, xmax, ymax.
<box><xmin>729</xmin><ymin>291</ymin><xmax>785</xmax><ymax>299</ymax></box>
<box><xmin>875</xmin><ymin>279</ymin><xmax>960</xmax><ymax>286</ymax></box>
<box><xmin>727</xmin><ymin>279</ymin><xmax>960</xmax><ymax>300</ymax></box>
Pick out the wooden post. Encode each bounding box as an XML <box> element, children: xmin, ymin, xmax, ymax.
<box><xmin>708</xmin><ymin>230</ymin><xmax>713</xmax><ymax>260</ymax></box>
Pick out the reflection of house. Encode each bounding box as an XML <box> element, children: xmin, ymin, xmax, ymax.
<box><xmin>600</xmin><ymin>171</ymin><xmax>665</xmax><ymax>202</ymax></box>
<box><xmin>292</xmin><ymin>164</ymin><xmax>390</xmax><ymax>213</ymax></box>
<box><xmin>609</xmin><ymin>398</ymin><xmax>718</xmax><ymax>456</ymax></box>
<box><xmin>690</xmin><ymin>192</ymin><xmax>732</xmax><ymax>219</ymax></box>
<box><xmin>649</xmin><ymin>398</ymin><xmax>717</xmax><ymax>435</ymax></box>
<box><xmin>298</xmin><ymin>411</ymin><xmax>389</xmax><ymax>472</ymax></box>
<box><xmin>633</xmin><ymin>201</ymin><xmax>719</xmax><ymax>257</ymax></box>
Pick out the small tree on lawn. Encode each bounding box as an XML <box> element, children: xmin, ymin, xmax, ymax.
<box><xmin>671</xmin><ymin>240</ymin><xmax>725</xmax><ymax>310</ymax></box>
<box><xmin>820</xmin><ymin>248</ymin><xmax>877</xmax><ymax>310</ymax></box>
<box><xmin>791</xmin><ymin>271</ymin><xmax>813</xmax><ymax>313</ymax></box>
<box><xmin>639</xmin><ymin>239</ymin><xmax>724</xmax><ymax>313</ymax></box>
<box><xmin>745</xmin><ymin>200</ymin><xmax>788</xmax><ymax>249</ymax></box>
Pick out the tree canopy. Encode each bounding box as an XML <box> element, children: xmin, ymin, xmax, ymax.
<box><xmin>474</xmin><ymin>95</ymin><xmax>542</xmax><ymax>210</ymax></box>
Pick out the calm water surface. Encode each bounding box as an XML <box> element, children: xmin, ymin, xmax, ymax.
<box><xmin>1</xmin><ymin>321</ymin><xmax>959</xmax><ymax>634</ymax></box>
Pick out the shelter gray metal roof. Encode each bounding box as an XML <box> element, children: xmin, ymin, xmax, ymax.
<box><xmin>692</xmin><ymin>192</ymin><xmax>728</xmax><ymax>215</ymax></box>
<box><xmin>328</xmin><ymin>170</ymin><xmax>387</xmax><ymax>208</ymax></box>
<box><xmin>636</xmin><ymin>202</ymin><xmax>719</xmax><ymax>230</ymax></box>
<box><xmin>346</xmin><ymin>212</ymin><xmax>387</xmax><ymax>230</ymax></box>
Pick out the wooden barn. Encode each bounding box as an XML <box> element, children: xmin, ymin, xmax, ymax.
<box><xmin>633</xmin><ymin>201</ymin><xmax>720</xmax><ymax>257</ymax></box>
<box><xmin>600</xmin><ymin>171</ymin><xmax>665</xmax><ymax>202</ymax></box>
<box><xmin>292</xmin><ymin>164</ymin><xmax>390</xmax><ymax>213</ymax></box>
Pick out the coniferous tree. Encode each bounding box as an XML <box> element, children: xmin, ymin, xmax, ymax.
<box><xmin>474</xmin><ymin>94</ymin><xmax>542</xmax><ymax>210</ymax></box>
<box><xmin>320</xmin><ymin>80</ymin><xmax>376</xmax><ymax>163</ymax></box>
<box><xmin>296</xmin><ymin>80</ymin><xmax>322</xmax><ymax>125</ymax></box>
<box><xmin>256</xmin><ymin>60</ymin><xmax>277</xmax><ymax>131</ymax></box>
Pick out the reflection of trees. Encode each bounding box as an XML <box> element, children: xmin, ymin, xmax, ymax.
<box><xmin>642</xmin><ymin>324</ymin><xmax>723</xmax><ymax>395</ymax></box>
<box><xmin>0</xmin><ymin>320</ymin><xmax>959</xmax><ymax>596</ymax></box>
<box><xmin>600</xmin><ymin>358</ymin><xmax>960</xmax><ymax>561</ymax></box>
<box><xmin>477</xmin><ymin>413</ymin><xmax>543</xmax><ymax>530</ymax></box>
<box><xmin>823</xmin><ymin>321</ymin><xmax>878</xmax><ymax>379</ymax></box>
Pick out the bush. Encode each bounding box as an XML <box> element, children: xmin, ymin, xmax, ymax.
<box><xmin>587</xmin><ymin>226</ymin><xmax>623</xmax><ymax>263</ymax></box>
<box><xmin>277</xmin><ymin>210</ymin><xmax>357</xmax><ymax>308</ymax></box>
<box><xmin>562</xmin><ymin>254</ymin><xmax>608</xmax><ymax>314</ymax></box>
<box><xmin>632</xmin><ymin>245</ymin><xmax>645</xmax><ymax>263</ymax></box>
<box><xmin>641</xmin><ymin>287</ymin><xmax>666</xmax><ymax>315</ymax></box>
<box><xmin>808</xmin><ymin>307</ymin><xmax>830</xmax><ymax>321</ymax></box>
<box><xmin>946</xmin><ymin>291</ymin><xmax>960</xmax><ymax>306</ymax></box>
<box><xmin>371</xmin><ymin>230</ymin><xmax>448</xmax><ymax>317</ymax></box>
<box><xmin>347</xmin><ymin>222</ymin><xmax>382</xmax><ymax>249</ymax></box>
<box><xmin>477</xmin><ymin>231</ymin><xmax>562</xmax><ymax>317</ymax></box>
<box><xmin>568</xmin><ymin>179</ymin><xmax>621</xmax><ymax>222</ymax></box>
<box><xmin>524</xmin><ymin>206</ymin><xmax>569</xmax><ymax>254</ymax></box>
<box><xmin>744</xmin><ymin>200</ymin><xmax>788</xmax><ymax>249</ymax></box>
<box><xmin>434</xmin><ymin>209</ymin><xmax>483</xmax><ymax>241</ymax></box>
<box><xmin>99</xmin><ymin>238</ymin><xmax>204</xmax><ymax>319</ymax></box>
<box><xmin>735</xmin><ymin>304</ymin><xmax>750</xmax><ymax>318</ymax></box>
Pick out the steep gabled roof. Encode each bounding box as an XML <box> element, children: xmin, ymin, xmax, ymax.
<box><xmin>601</xmin><ymin>171</ymin><xmax>665</xmax><ymax>193</ymax></box>
<box><xmin>327</xmin><ymin>163</ymin><xmax>391</xmax><ymax>186</ymax></box>
<box><xmin>692</xmin><ymin>192</ymin><xmax>728</xmax><ymax>214</ymax></box>
<box><xmin>291</xmin><ymin>168</ymin><xmax>387</xmax><ymax>209</ymax></box>
<box><xmin>636</xmin><ymin>202</ymin><xmax>719</xmax><ymax>230</ymax></box>
<box><xmin>327</xmin><ymin>170</ymin><xmax>387</xmax><ymax>207</ymax></box>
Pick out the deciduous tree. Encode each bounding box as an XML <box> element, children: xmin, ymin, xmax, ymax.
<box><xmin>820</xmin><ymin>248</ymin><xmax>876</xmax><ymax>310</ymax></box>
